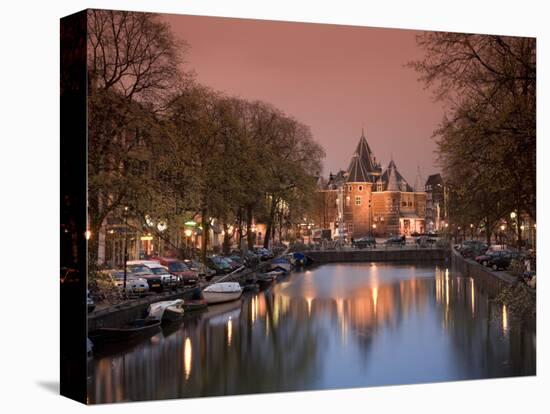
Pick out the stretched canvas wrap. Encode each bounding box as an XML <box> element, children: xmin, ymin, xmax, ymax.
<box><xmin>60</xmin><ymin>8</ymin><xmax>536</xmax><ymax>405</ymax></box>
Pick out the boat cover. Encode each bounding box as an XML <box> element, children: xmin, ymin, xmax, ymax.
<box><xmin>204</xmin><ymin>282</ymin><xmax>242</xmax><ymax>293</ymax></box>
<box><xmin>147</xmin><ymin>299</ymin><xmax>184</xmax><ymax>320</ymax></box>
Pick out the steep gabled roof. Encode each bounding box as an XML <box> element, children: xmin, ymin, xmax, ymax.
<box><xmin>346</xmin><ymin>129</ymin><xmax>381</xmax><ymax>183</ymax></box>
<box><xmin>351</xmin><ymin>130</ymin><xmax>376</xmax><ymax>172</ymax></box>
<box><xmin>380</xmin><ymin>160</ymin><xmax>413</xmax><ymax>192</ymax></box>
<box><xmin>347</xmin><ymin>154</ymin><xmax>371</xmax><ymax>182</ymax></box>
<box><xmin>413</xmin><ymin>166</ymin><xmax>424</xmax><ymax>192</ymax></box>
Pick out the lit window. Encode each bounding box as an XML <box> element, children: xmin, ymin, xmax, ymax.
<box><xmin>355</xmin><ymin>196</ymin><xmax>362</xmax><ymax>206</ymax></box>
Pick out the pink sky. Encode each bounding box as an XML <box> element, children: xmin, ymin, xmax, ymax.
<box><xmin>163</xmin><ymin>13</ymin><xmax>445</xmax><ymax>183</ymax></box>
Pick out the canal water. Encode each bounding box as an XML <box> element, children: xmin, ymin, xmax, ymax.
<box><xmin>88</xmin><ymin>262</ymin><xmax>536</xmax><ymax>404</ymax></box>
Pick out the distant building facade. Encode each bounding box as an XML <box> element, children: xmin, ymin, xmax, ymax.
<box><xmin>314</xmin><ymin>131</ymin><xmax>427</xmax><ymax>238</ymax></box>
<box><xmin>424</xmin><ymin>173</ymin><xmax>448</xmax><ymax>232</ymax></box>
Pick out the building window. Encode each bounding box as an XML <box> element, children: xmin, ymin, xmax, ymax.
<box><xmin>408</xmin><ymin>201</ymin><xmax>413</xmax><ymax>207</ymax></box>
<box><xmin>355</xmin><ymin>196</ymin><xmax>362</xmax><ymax>206</ymax></box>
<box><xmin>358</xmin><ymin>185</ymin><xmax>363</xmax><ymax>192</ymax></box>
<box><xmin>402</xmin><ymin>201</ymin><xmax>407</xmax><ymax>207</ymax></box>
<box><xmin>346</xmin><ymin>196</ymin><xmax>350</xmax><ymax>207</ymax></box>
<box><xmin>348</xmin><ymin>223</ymin><xmax>353</xmax><ymax>233</ymax></box>
<box><xmin>348</xmin><ymin>185</ymin><xmax>352</xmax><ymax>192</ymax></box>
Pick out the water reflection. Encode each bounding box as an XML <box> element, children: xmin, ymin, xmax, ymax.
<box><xmin>88</xmin><ymin>263</ymin><xmax>536</xmax><ymax>404</ymax></box>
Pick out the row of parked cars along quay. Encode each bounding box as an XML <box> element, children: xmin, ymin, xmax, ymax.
<box><xmin>349</xmin><ymin>232</ymin><xmax>440</xmax><ymax>249</ymax></box>
<box><xmin>455</xmin><ymin>240</ymin><xmax>536</xmax><ymax>279</ymax></box>
<box><xmin>88</xmin><ymin>247</ymin><xmax>278</xmax><ymax>304</ymax></box>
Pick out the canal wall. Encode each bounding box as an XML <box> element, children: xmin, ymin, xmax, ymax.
<box><xmin>307</xmin><ymin>248</ymin><xmax>449</xmax><ymax>263</ymax></box>
<box><xmin>451</xmin><ymin>248</ymin><xmax>536</xmax><ymax>320</ymax></box>
<box><xmin>450</xmin><ymin>247</ymin><xmax>516</xmax><ymax>297</ymax></box>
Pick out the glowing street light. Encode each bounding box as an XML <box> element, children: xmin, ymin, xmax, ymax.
<box><xmin>510</xmin><ymin>211</ymin><xmax>517</xmax><ymax>219</ymax></box>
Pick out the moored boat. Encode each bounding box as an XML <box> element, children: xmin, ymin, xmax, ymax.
<box><xmin>256</xmin><ymin>273</ymin><xmax>276</xmax><ymax>290</ymax></box>
<box><xmin>88</xmin><ymin>319</ymin><xmax>161</xmax><ymax>345</ymax></box>
<box><xmin>203</xmin><ymin>282</ymin><xmax>243</xmax><ymax>304</ymax></box>
<box><xmin>147</xmin><ymin>299</ymin><xmax>185</xmax><ymax>323</ymax></box>
<box><xmin>270</xmin><ymin>258</ymin><xmax>291</xmax><ymax>273</ymax></box>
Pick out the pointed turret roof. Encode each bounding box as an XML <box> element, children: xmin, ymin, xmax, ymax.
<box><xmin>413</xmin><ymin>166</ymin><xmax>424</xmax><ymax>192</ymax></box>
<box><xmin>380</xmin><ymin>159</ymin><xmax>413</xmax><ymax>192</ymax></box>
<box><xmin>346</xmin><ymin>129</ymin><xmax>381</xmax><ymax>182</ymax></box>
<box><xmin>347</xmin><ymin>154</ymin><xmax>371</xmax><ymax>182</ymax></box>
<box><xmin>348</xmin><ymin>129</ymin><xmax>378</xmax><ymax>173</ymax></box>
<box><xmin>387</xmin><ymin>163</ymin><xmax>399</xmax><ymax>191</ymax></box>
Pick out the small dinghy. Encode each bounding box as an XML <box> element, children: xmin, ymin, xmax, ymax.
<box><xmin>203</xmin><ymin>282</ymin><xmax>243</xmax><ymax>305</ymax></box>
<box><xmin>256</xmin><ymin>273</ymin><xmax>276</xmax><ymax>290</ymax></box>
<box><xmin>147</xmin><ymin>299</ymin><xmax>185</xmax><ymax>323</ymax></box>
<box><xmin>88</xmin><ymin>319</ymin><xmax>161</xmax><ymax>345</ymax></box>
<box><xmin>270</xmin><ymin>258</ymin><xmax>291</xmax><ymax>273</ymax></box>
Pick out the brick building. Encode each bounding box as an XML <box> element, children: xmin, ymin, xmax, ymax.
<box><xmin>315</xmin><ymin>131</ymin><xmax>427</xmax><ymax>238</ymax></box>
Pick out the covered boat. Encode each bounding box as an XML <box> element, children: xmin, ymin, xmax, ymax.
<box><xmin>147</xmin><ymin>299</ymin><xmax>185</xmax><ymax>323</ymax></box>
<box><xmin>269</xmin><ymin>257</ymin><xmax>291</xmax><ymax>273</ymax></box>
<box><xmin>203</xmin><ymin>282</ymin><xmax>243</xmax><ymax>305</ymax></box>
<box><xmin>289</xmin><ymin>252</ymin><xmax>313</xmax><ymax>266</ymax></box>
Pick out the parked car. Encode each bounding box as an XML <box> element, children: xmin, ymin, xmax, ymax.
<box><xmin>254</xmin><ymin>248</ymin><xmax>274</xmax><ymax>261</ymax></box>
<box><xmin>206</xmin><ymin>256</ymin><xmax>233</xmax><ymax>275</ymax></box>
<box><xmin>87</xmin><ymin>289</ymin><xmax>95</xmax><ymax>312</ymax></box>
<box><xmin>353</xmin><ymin>236</ymin><xmax>376</xmax><ymax>248</ymax></box>
<box><xmin>415</xmin><ymin>235</ymin><xmax>437</xmax><ymax>247</ymax></box>
<box><xmin>243</xmin><ymin>250</ymin><xmax>260</xmax><ymax>267</ymax></box>
<box><xmin>126</xmin><ymin>262</ymin><xmax>163</xmax><ymax>292</ymax></box>
<box><xmin>385</xmin><ymin>235</ymin><xmax>405</xmax><ymax>246</ymax></box>
<box><xmin>487</xmin><ymin>251</ymin><xmax>512</xmax><ymax>270</ymax></box>
<box><xmin>108</xmin><ymin>270</ymin><xmax>149</xmax><ymax>295</ymax></box>
<box><xmin>184</xmin><ymin>259</ymin><xmax>216</xmax><ymax>279</ymax></box>
<box><xmin>158</xmin><ymin>258</ymin><xmax>199</xmax><ymax>286</ymax></box>
<box><xmin>222</xmin><ymin>257</ymin><xmax>241</xmax><ymax>271</ymax></box>
<box><xmin>144</xmin><ymin>262</ymin><xmax>178</xmax><ymax>287</ymax></box>
<box><xmin>458</xmin><ymin>241</ymin><xmax>488</xmax><ymax>258</ymax></box>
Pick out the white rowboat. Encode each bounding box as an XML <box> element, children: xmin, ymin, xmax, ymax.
<box><xmin>203</xmin><ymin>282</ymin><xmax>243</xmax><ymax>305</ymax></box>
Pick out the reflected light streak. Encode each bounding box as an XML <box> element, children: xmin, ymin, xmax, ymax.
<box><xmin>251</xmin><ymin>295</ymin><xmax>258</xmax><ymax>324</ymax></box>
<box><xmin>306</xmin><ymin>297</ymin><xmax>313</xmax><ymax>316</ymax></box>
<box><xmin>227</xmin><ymin>318</ymin><xmax>233</xmax><ymax>346</ymax></box>
<box><xmin>470</xmin><ymin>278</ymin><xmax>475</xmax><ymax>316</ymax></box>
<box><xmin>502</xmin><ymin>304</ymin><xmax>508</xmax><ymax>333</ymax></box>
<box><xmin>372</xmin><ymin>287</ymin><xmax>378</xmax><ymax>313</ymax></box>
<box><xmin>183</xmin><ymin>337</ymin><xmax>192</xmax><ymax>380</ymax></box>
<box><xmin>445</xmin><ymin>270</ymin><xmax>449</xmax><ymax>307</ymax></box>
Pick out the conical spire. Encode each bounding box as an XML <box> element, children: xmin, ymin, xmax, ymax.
<box><xmin>413</xmin><ymin>166</ymin><xmax>424</xmax><ymax>192</ymax></box>
<box><xmin>348</xmin><ymin>129</ymin><xmax>377</xmax><ymax>174</ymax></box>
<box><xmin>347</xmin><ymin>153</ymin><xmax>370</xmax><ymax>182</ymax></box>
<box><xmin>387</xmin><ymin>163</ymin><xmax>399</xmax><ymax>191</ymax></box>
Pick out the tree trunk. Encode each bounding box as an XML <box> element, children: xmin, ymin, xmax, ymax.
<box><xmin>263</xmin><ymin>196</ymin><xmax>277</xmax><ymax>249</ymax></box>
<box><xmin>201</xmin><ymin>208</ymin><xmax>209</xmax><ymax>264</ymax></box>
<box><xmin>246</xmin><ymin>204</ymin><xmax>254</xmax><ymax>250</ymax></box>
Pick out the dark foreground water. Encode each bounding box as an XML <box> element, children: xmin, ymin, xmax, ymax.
<box><xmin>88</xmin><ymin>262</ymin><xmax>536</xmax><ymax>403</ymax></box>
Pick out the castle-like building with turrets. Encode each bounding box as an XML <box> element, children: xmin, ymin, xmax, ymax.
<box><xmin>314</xmin><ymin>130</ymin><xmax>426</xmax><ymax>238</ymax></box>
